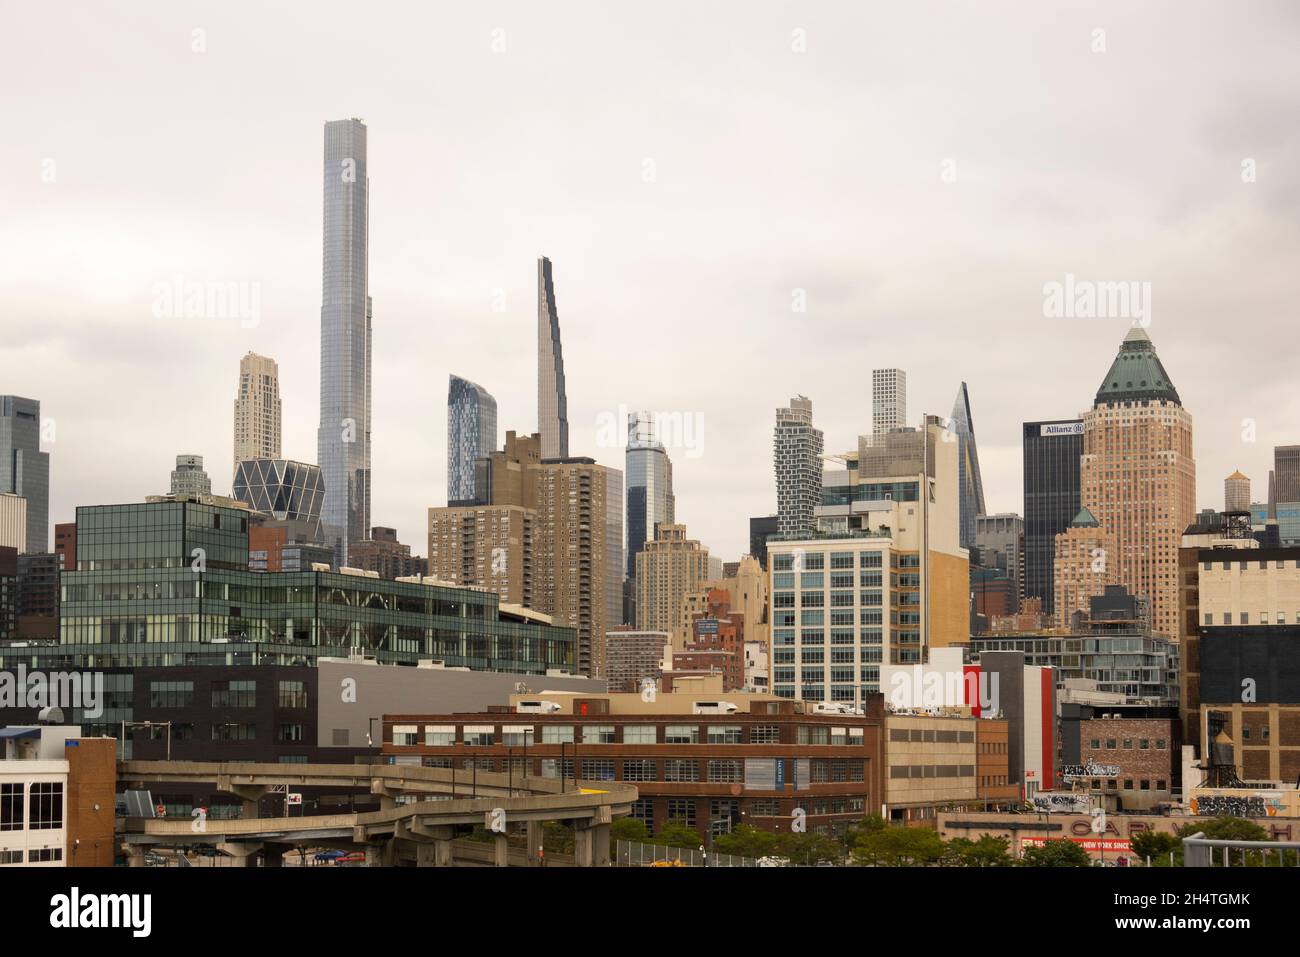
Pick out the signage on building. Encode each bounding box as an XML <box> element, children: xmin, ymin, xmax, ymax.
<box><xmin>287</xmin><ymin>793</ymin><xmax>302</xmax><ymax>806</ymax></box>
<box><xmin>1022</xmin><ymin>836</ymin><xmax>1131</xmax><ymax>853</ymax></box>
<box><xmin>1039</xmin><ymin>422</ymin><xmax>1084</xmax><ymax>437</ymax></box>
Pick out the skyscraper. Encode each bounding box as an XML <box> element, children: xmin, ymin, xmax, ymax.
<box><xmin>872</xmin><ymin>369</ymin><xmax>907</xmax><ymax>435</ymax></box>
<box><xmin>949</xmin><ymin>382</ymin><xmax>986</xmax><ymax>549</ymax></box>
<box><xmin>233</xmin><ymin>352</ymin><xmax>282</xmax><ymax>468</ymax></box>
<box><xmin>773</xmin><ymin>396</ymin><xmax>823</xmax><ymax>540</ymax></box>
<box><xmin>447</xmin><ymin>375</ymin><xmax>498</xmax><ymax>505</ymax></box>
<box><xmin>1274</xmin><ymin>446</ymin><xmax>1300</xmax><ymax>503</ymax></box>
<box><xmin>0</xmin><ymin>396</ymin><xmax>49</xmax><ymax>553</ymax></box>
<box><xmin>317</xmin><ymin>118</ymin><xmax>372</xmax><ymax>566</ymax></box>
<box><xmin>170</xmin><ymin>454</ymin><xmax>212</xmax><ymax>498</ymax></box>
<box><xmin>1080</xmin><ymin>327</ymin><xmax>1195</xmax><ymax>639</ymax></box>
<box><xmin>1022</xmin><ymin>418</ymin><xmax>1083</xmax><ymax>615</ymax></box>
<box><xmin>634</xmin><ymin>524</ymin><xmax>708</xmax><ymax>635</ymax></box>
<box><xmin>625</xmin><ymin>412</ymin><xmax>675</xmax><ymax>579</ymax></box>
<box><xmin>537</xmin><ymin>256</ymin><xmax>569</xmax><ymax>460</ymax></box>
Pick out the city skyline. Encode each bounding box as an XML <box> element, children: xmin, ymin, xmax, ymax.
<box><xmin>7</xmin><ymin>2</ymin><xmax>1300</xmax><ymax>563</ymax></box>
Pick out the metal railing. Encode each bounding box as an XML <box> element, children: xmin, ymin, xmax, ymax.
<box><xmin>615</xmin><ymin>840</ymin><xmax>756</xmax><ymax>868</ymax></box>
<box><xmin>1182</xmin><ymin>833</ymin><xmax>1300</xmax><ymax>867</ymax></box>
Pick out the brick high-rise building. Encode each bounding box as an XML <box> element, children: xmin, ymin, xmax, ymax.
<box><xmin>347</xmin><ymin>526</ymin><xmax>427</xmax><ymax>580</ymax></box>
<box><xmin>1052</xmin><ymin>507</ymin><xmax>1119</xmax><ymax>629</ymax></box>
<box><xmin>427</xmin><ymin>504</ymin><xmax>534</xmax><ymax>606</ymax></box>
<box><xmin>1080</xmin><ymin>328</ymin><xmax>1194</xmax><ymax>639</ymax></box>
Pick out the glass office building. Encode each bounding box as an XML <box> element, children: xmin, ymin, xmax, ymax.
<box><xmin>446</xmin><ymin>375</ymin><xmax>498</xmax><ymax>505</ymax></box>
<box><xmin>1022</xmin><ymin>419</ymin><xmax>1083</xmax><ymax>615</ymax></box>
<box><xmin>11</xmin><ymin>501</ymin><xmax>575</xmax><ymax>674</ymax></box>
<box><xmin>233</xmin><ymin>459</ymin><xmax>326</xmax><ymax>524</ymax></box>
<box><xmin>317</xmin><ymin>118</ymin><xmax>372</xmax><ymax>565</ymax></box>
<box><xmin>624</xmin><ymin>413</ymin><xmax>675</xmax><ymax>579</ymax></box>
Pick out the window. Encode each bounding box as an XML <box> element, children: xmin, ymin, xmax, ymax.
<box><xmin>630</xmin><ymin>799</ymin><xmax>654</xmax><ymax>829</ymax></box>
<box><xmin>708</xmin><ymin>759</ymin><xmax>744</xmax><ymax>783</ymax></box>
<box><xmin>28</xmin><ymin>848</ymin><xmax>62</xmax><ymax>863</ymax></box>
<box><xmin>0</xmin><ymin>850</ymin><xmax>21</xmax><ymax>864</ymax></box>
<box><xmin>749</xmin><ymin>799</ymin><xmax>780</xmax><ymax>816</ymax></box>
<box><xmin>150</xmin><ymin>680</ymin><xmax>193</xmax><ymax>709</ymax></box>
<box><xmin>623</xmin><ymin>725</ymin><xmax>656</xmax><ymax>745</ymax></box>
<box><xmin>664</xmin><ymin>759</ymin><xmax>700</xmax><ymax>782</ymax></box>
<box><xmin>1139</xmin><ymin>739</ymin><xmax>1150</xmax><ymax>750</ymax></box>
<box><xmin>28</xmin><ymin>782</ymin><xmax>63</xmax><ymax>830</ymax></box>
<box><xmin>751</xmin><ymin>725</ymin><xmax>779</xmax><ymax>744</ymax></box>
<box><xmin>665</xmin><ymin>725</ymin><xmax>699</xmax><ymax>744</ymax></box>
<box><xmin>277</xmin><ymin>680</ymin><xmax>307</xmax><ymax>709</ymax></box>
<box><xmin>666</xmin><ymin>798</ymin><xmax>696</xmax><ymax>827</ymax></box>
<box><xmin>541</xmin><ymin>725</ymin><xmax>574</xmax><ymax>744</ymax></box>
<box><xmin>463</xmin><ymin>725</ymin><xmax>495</xmax><ymax>747</ymax></box>
<box><xmin>1155</xmin><ymin>738</ymin><xmax>1166</xmax><ymax>750</ymax></box>
<box><xmin>707</xmin><ymin>726</ymin><xmax>742</xmax><ymax>745</ymax></box>
<box><xmin>211</xmin><ymin>680</ymin><xmax>256</xmax><ymax>709</ymax></box>
<box><xmin>540</xmin><ymin>759</ymin><xmax>574</xmax><ymax>779</ymax></box>
<box><xmin>211</xmin><ymin>723</ymin><xmax>256</xmax><ymax>742</ymax></box>
<box><xmin>278</xmin><ymin>723</ymin><xmax>306</xmax><ymax>743</ymax></box>
<box><xmin>797</xmin><ymin>725</ymin><xmax>830</xmax><ymax>745</ymax></box>
<box><xmin>582</xmin><ymin>725</ymin><xmax>616</xmax><ymax>744</ymax></box>
<box><xmin>581</xmin><ymin>759</ymin><xmax>616</xmax><ymax>781</ymax></box>
<box><xmin>424</xmin><ymin>725</ymin><xmax>455</xmax><ymax>746</ymax></box>
<box><xmin>623</xmin><ymin>760</ymin><xmax>656</xmax><ymax>782</ymax></box>
<box><xmin>1</xmin><ymin>783</ymin><xmax>22</xmax><ymax>831</ymax></box>
<box><xmin>502</xmin><ymin>725</ymin><xmax>533</xmax><ymax>747</ymax></box>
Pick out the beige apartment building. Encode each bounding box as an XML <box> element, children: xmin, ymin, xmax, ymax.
<box><xmin>1053</xmin><ymin>507</ymin><xmax>1119</xmax><ymax>628</ymax></box>
<box><xmin>428</xmin><ymin>504</ymin><xmax>533</xmax><ymax>606</ymax></box>
<box><xmin>1080</xmin><ymin>328</ymin><xmax>1195</xmax><ymax>639</ymax></box>
<box><xmin>427</xmin><ymin>431</ymin><xmax>623</xmax><ymax>678</ymax></box>
<box><xmin>233</xmin><ymin>352</ymin><xmax>282</xmax><ymax>466</ymax></box>
<box><xmin>635</xmin><ymin>524</ymin><xmax>709</xmax><ymax>636</ymax></box>
<box><xmin>883</xmin><ymin>713</ymin><xmax>979</xmax><ymax>822</ymax></box>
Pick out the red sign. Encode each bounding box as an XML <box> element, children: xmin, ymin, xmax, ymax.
<box><xmin>1022</xmin><ymin>836</ymin><xmax>1131</xmax><ymax>852</ymax></box>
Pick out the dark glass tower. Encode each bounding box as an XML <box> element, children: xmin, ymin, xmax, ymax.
<box><xmin>537</xmin><ymin>257</ymin><xmax>569</xmax><ymax>460</ymax></box>
<box><xmin>1022</xmin><ymin>419</ymin><xmax>1083</xmax><ymax>615</ymax></box>
<box><xmin>317</xmin><ymin>118</ymin><xmax>372</xmax><ymax>566</ymax></box>
<box><xmin>0</xmin><ymin>395</ymin><xmax>49</xmax><ymax>552</ymax></box>
<box><xmin>624</xmin><ymin>413</ymin><xmax>674</xmax><ymax>579</ymax></box>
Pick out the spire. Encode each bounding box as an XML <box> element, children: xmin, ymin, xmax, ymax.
<box><xmin>1094</xmin><ymin>327</ymin><xmax>1181</xmax><ymax>407</ymax></box>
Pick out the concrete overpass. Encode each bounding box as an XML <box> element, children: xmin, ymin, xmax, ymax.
<box><xmin>117</xmin><ymin>761</ymin><xmax>636</xmax><ymax>867</ymax></box>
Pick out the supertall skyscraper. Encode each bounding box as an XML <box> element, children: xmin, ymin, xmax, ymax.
<box><xmin>317</xmin><ymin>118</ymin><xmax>372</xmax><ymax>564</ymax></box>
<box><xmin>537</xmin><ymin>256</ymin><xmax>569</xmax><ymax>460</ymax></box>
<box><xmin>0</xmin><ymin>396</ymin><xmax>49</xmax><ymax>553</ymax></box>
<box><xmin>233</xmin><ymin>352</ymin><xmax>282</xmax><ymax>467</ymax></box>
<box><xmin>1080</xmin><ymin>327</ymin><xmax>1195</xmax><ymax>639</ymax></box>
<box><xmin>773</xmin><ymin>396</ymin><xmax>823</xmax><ymax>540</ymax></box>
<box><xmin>625</xmin><ymin>412</ymin><xmax>675</xmax><ymax>579</ymax></box>
<box><xmin>447</xmin><ymin>375</ymin><xmax>498</xmax><ymax>504</ymax></box>
<box><xmin>872</xmin><ymin>369</ymin><xmax>907</xmax><ymax>434</ymax></box>
<box><xmin>1022</xmin><ymin>418</ymin><xmax>1083</xmax><ymax>615</ymax></box>
<box><xmin>949</xmin><ymin>382</ymin><xmax>986</xmax><ymax>549</ymax></box>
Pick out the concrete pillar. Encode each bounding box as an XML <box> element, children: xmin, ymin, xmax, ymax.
<box><xmin>126</xmin><ymin>846</ymin><xmax>146</xmax><ymax>868</ymax></box>
<box><xmin>494</xmin><ymin>833</ymin><xmax>509</xmax><ymax>867</ymax></box>
<box><xmin>241</xmin><ymin>798</ymin><xmax>259</xmax><ymax>820</ymax></box>
<box><xmin>364</xmin><ymin>844</ymin><xmax>383</xmax><ymax>867</ymax></box>
<box><xmin>416</xmin><ymin>843</ymin><xmax>437</xmax><ymax>867</ymax></box>
<box><xmin>262</xmin><ymin>843</ymin><xmax>286</xmax><ymax>868</ymax></box>
<box><xmin>219</xmin><ymin>843</ymin><xmax>259</xmax><ymax>867</ymax></box>
<box><xmin>527</xmin><ymin>820</ymin><xmax>544</xmax><ymax>866</ymax></box>
<box><xmin>592</xmin><ymin>824</ymin><xmax>611</xmax><ymax>867</ymax></box>
<box><xmin>573</xmin><ymin>824</ymin><xmax>594</xmax><ymax>868</ymax></box>
<box><xmin>434</xmin><ymin>838</ymin><xmax>453</xmax><ymax>867</ymax></box>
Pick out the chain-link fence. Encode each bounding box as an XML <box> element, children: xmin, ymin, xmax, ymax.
<box><xmin>615</xmin><ymin>840</ymin><xmax>756</xmax><ymax>867</ymax></box>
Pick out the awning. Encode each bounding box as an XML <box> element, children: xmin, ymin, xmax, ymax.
<box><xmin>0</xmin><ymin>727</ymin><xmax>41</xmax><ymax>739</ymax></box>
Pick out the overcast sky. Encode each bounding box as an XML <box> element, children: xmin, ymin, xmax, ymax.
<box><xmin>5</xmin><ymin>0</ymin><xmax>1299</xmax><ymax>559</ymax></box>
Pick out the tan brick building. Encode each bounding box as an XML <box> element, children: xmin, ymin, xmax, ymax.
<box><xmin>1080</xmin><ymin>327</ymin><xmax>1195</xmax><ymax>639</ymax></box>
<box><xmin>1052</xmin><ymin>507</ymin><xmax>1119</xmax><ymax>628</ymax></box>
<box><xmin>635</xmin><ymin>524</ymin><xmax>709</xmax><ymax>637</ymax></box>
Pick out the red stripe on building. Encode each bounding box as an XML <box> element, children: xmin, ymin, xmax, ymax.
<box><xmin>963</xmin><ymin>665</ymin><xmax>981</xmax><ymax>718</ymax></box>
<box><xmin>1041</xmin><ymin>668</ymin><xmax>1054</xmax><ymax>789</ymax></box>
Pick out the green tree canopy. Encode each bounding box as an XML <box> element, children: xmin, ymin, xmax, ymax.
<box><xmin>1019</xmin><ymin>839</ymin><xmax>1091</xmax><ymax>867</ymax></box>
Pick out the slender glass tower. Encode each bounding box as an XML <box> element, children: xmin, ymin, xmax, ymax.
<box><xmin>447</xmin><ymin>375</ymin><xmax>498</xmax><ymax>504</ymax></box>
<box><xmin>317</xmin><ymin>118</ymin><xmax>372</xmax><ymax>565</ymax></box>
<box><xmin>625</xmin><ymin>413</ymin><xmax>675</xmax><ymax>579</ymax></box>
<box><xmin>537</xmin><ymin>257</ymin><xmax>569</xmax><ymax>460</ymax></box>
<box><xmin>950</xmin><ymin>381</ymin><xmax>986</xmax><ymax>549</ymax></box>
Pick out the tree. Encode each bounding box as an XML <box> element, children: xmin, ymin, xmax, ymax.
<box><xmin>943</xmin><ymin>835</ymin><xmax>1011</xmax><ymax>867</ymax></box>
<box><xmin>842</xmin><ymin>815</ymin><xmax>888</xmax><ymax>851</ymax></box>
<box><xmin>1020</xmin><ymin>839</ymin><xmax>1091</xmax><ymax>867</ymax></box>
<box><xmin>651</xmin><ymin>820</ymin><xmax>704</xmax><ymax>850</ymax></box>
<box><xmin>610</xmin><ymin>817</ymin><xmax>648</xmax><ymax>854</ymax></box>
<box><xmin>1177</xmin><ymin>817</ymin><xmax>1272</xmax><ymax>867</ymax></box>
<box><xmin>851</xmin><ymin>826</ymin><xmax>945</xmax><ymax>867</ymax></box>
<box><xmin>1130</xmin><ymin>830</ymin><xmax>1180</xmax><ymax>866</ymax></box>
<box><xmin>712</xmin><ymin>824</ymin><xmax>778</xmax><ymax>860</ymax></box>
<box><xmin>777</xmin><ymin>831</ymin><xmax>843</xmax><ymax>866</ymax></box>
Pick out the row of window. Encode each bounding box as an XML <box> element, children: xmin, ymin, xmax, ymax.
<box><xmin>0</xmin><ymin>847</ymin><xmax>62</xmax><ymax>864</ymax></box>
<box><xmin>1204</xmin><ymin>611</ymin><xmax>1300</xmax><ymax>626</ymax></box>
<box><xmin>0</xmin><ymin>782</ymin><xmax>64</xmax><ymax>831</ymax></box>
<box><xmin>391</xmin><ymin>723</ymin><xmax>868</xmax><ymax>747</ymax></box>
<box><xmin>148</xmin><ymin>679</ymin><xmax>308</xmax><ymax>710</ymax></box>
<box><xmin>1088</xmin><ymin>737</ymin><xmax>1167</xmax><ymax>750</ymax></box>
